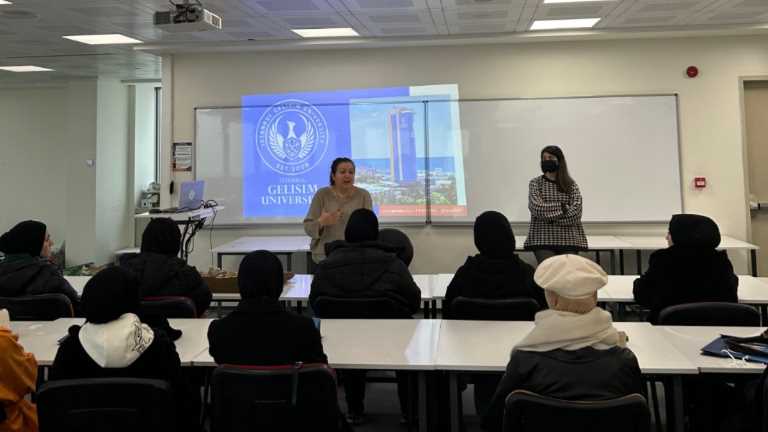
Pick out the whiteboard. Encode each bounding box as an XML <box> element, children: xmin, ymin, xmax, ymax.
<box><xmin>431</xmin><ymin>95</ymin><xmax>682</xmax><ymax>222</ymax></box>
<box><xmin>194</xmin><ymin>95</ymin><xmax>681</xmax><ymax>225</ymax></box>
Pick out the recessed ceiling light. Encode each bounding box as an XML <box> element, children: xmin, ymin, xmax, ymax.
<box><xmin>544</xmin><ymin>0</ymin><xmax>614</xmax><ymax>3</ymax></box>
<box><xmin>292</xmin><ymin>27</ymin><xmax>359</xmax><ymax>38</ymax></box>
<box><xmin>62</xmin><ymin>34</ymin><xmax>142</xmax><ymax>45</ymax></box>
<box><xmin>0</xmin><ymin>1</ymin><xmax>13</xmax><ymax>4</ymax></box>
<box><xmin>0</xmin><ymin>65</ymin><xmax>54</xmax><ymax>72</ymax></box>
<box><xmin>530</xmin><ymin>18</ymin><xmax>601</xmax><ymax>30</ymax></box>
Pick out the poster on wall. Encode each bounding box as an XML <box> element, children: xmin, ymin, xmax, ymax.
<box><xmin>172</xmin><ymin>142</ymin><xmax>192</xmax><ymax>172</ymax></box>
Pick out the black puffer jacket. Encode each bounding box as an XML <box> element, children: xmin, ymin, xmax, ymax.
<box><xmin>633</xmin><ymin>246</ymin><xmax>738</xmax><ymax>324</ymax></box>
<box><xmin>444</xmin><ymin>254</ymin><xmax>546</xmax><ymax>318</ymax></box>
<box><xmin>309</xmin><ymin>242</ymin><xmax>421</xmax><ymax>316</ymax></box>
<box><xmin>122</xmin><ymin>253</ymin><xmax>211</xmax><ymax>316</ymax></box>
<box><xmin>0</xmin><ymin>256</ymin><xmax>79</xmax><ymax>309</ymax></box>
<box><xmin>481</xmin><ymin>347</ymin><xmax>642</xmax><ymax>432</ymax></box>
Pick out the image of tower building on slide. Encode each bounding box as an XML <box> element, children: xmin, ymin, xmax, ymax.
<box><xmin>387</xmin><ymin>107</ymin><xmax>417</xmax><ymax>183</ymax></box>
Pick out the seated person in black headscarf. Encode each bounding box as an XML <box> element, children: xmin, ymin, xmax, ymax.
<box><xmin>444</xmin><ymin>210</ymin><xmax>546</xmax><ymax>318</ymax></box>
<box><xmin>208</xmin><ymin>250</ymin><xmax>327</xmax><ymax>364</ymax></box>
<box><xmin>310</xmin><ymin>208</ymin><xmax>421</xmax><ymax>315</ymax></box>
<box><xmin>0</xmin><ymin>220</ymin><xmax>79</xmax><ymax>310</ymax></box>
<box><xmin>122</xmin><ymin>218</ymin><xmax>211</xmax><ymax>316</ymax></box>
<box><xmin>633</xmin><ymin>213</ymin><xmax>738</xmax><ymax>324</ymax></box>
<box><xmin>310</xmin><ymin>209</ymin><xmax>420</xmax><ymax>425</ymax></box>
<box><xmin>50</xmin><ymin>267</ymin><xmax>201</xmax><ymax>431</ymax></box>
<box><xmin>378</xmin><ymin>228</ymin><xmax>414</xmax><ymax>268</ymax></box>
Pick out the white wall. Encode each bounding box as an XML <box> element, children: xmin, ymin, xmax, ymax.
<box><xmin>94</xmin><ymin>78</ymin><xmax>131</xmax><ymax>265</ymax></box>
<box><xmin>166</xmin><ymin>35</ymin><xmax>768</xmax><ymax>274</ymax></box>
<box><xmin>0</xmin><ymin>86</ymin><xmax>70</xmax><ymax>251</ymax></box>
<box><xmin>0</xmin><ymin>79</ymin><xmax>133</xmax><ymax>266</ymax></box>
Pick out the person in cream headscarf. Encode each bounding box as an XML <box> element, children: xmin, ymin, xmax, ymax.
<box><xmin>481</xmin><ymin>255</ymin><xmax>642</xmax><ymax>432</ymax></box>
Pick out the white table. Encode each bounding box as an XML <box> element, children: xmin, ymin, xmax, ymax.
<box><xmin>618</xmin><ymin>235</ymin><xmax>760</xmax><ymax>276</ymax></box>
<box><xmin>64</xmin><ymin>276</ymin><xmax>91</xmax><ymax>297</ymax></box>
<box><xmin>601</xmin><ymin>275</ymin><xmax>768</xmax><ymax>305</ymax></box>
<box><xmin>211</xmin><ymin>274</ymin><xmax>437</xmax><ymax>316</ymax></box>
<box><xmin>515</xmin><ymin>235</ymin><xmax>633</xmax><ymax>274</ymax></box>
<box><xmin>659</xmin><ymin>326</ymin><xmax>766</xmax><ymax>374</ymax></box>
<box><xmin>193</xmin><ymin>318</ymin><xmax>438</xmax><ymax>432</ymax></box>
<box><xmin>135</xmin><ymin>206</ymin><xmax>223</xmax><ymax>262</ymax></box>
<box><xmin>435</xmin><ymin>320</ymin><xmax>694</xmax><ymax>432</ymax></box>
<box><xmin>212</xmin><ymin>236</ymin><xmax>311</xmax><ymax>271</ymax></box>
<box><xmin>11</xmin><ymin>318</ymin><xmax>212</xmax><ymax>366</ymax></box>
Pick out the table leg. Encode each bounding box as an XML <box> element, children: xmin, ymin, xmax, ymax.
<box><xmin>672</xmin><ymin>376</ymin><xmax>684</xmax><ymax>432</ymax></box>
<box><xmin>432</xmin><ymin>300</ymin><xmax>438</xmax><ymax>319</ymax></box>
<box><xmin>595</xmin><ymin>251</ymin><xmax>601</xmax><ymax>265</ymax></box>
<box><xmin>217</xmin><ymin>253</ymin><xmax>222</xmax><ymax>269</ymax></box>
<box><xmin>636</xmin><ymin>250</ymin><xmax>642</xmax><ymax>275</ymax></box>
<box><xmin>449</xmin><ymin>372</ymin><xmax>460</xmax><ymax>432</ymax></box>
<box><xmin>296</xmin><ymin>301</ymin><xmax>303</xmax><ymax>315</ymax></box>
<box><xmin>418</xmin><ymin>372</ymin><xmax>427</xmax><ymax>432</ymax></box>
<box><xmin>752</xmin><ymin>250</ymin><xmax>758</xmax><ymax>277</ymax></box>
<box><xmin>610</xmin><ymin>250</ymin><xmax>616</xmax><ymax>275</ymax></box>
<box><xmin>287</xmin><ymin>253</ymin><xmax>293</xmax><ymax>272</ymax></box>
<box><xmin>423</xmin><ymin>300</ymin><xmax>430</xmax><ymax>319</ymax></box>
<box><xmin>619</xmin><ymin>250</ymin><xmax>625</xmax><ymax>275</ymax></box>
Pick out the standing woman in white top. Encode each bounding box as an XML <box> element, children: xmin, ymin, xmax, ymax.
<box><xmin>303</xmin><ymin>157</ymin><xmax>373</xmax><ymax>263</ymax></box>
<box><xmin>523</xmin><ymin>146</ymin><xmax>588</xmax><ymax>264</ymax></box>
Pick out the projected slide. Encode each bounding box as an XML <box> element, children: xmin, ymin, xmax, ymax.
<box><xmin>241</xmin><ymin>84</ymin><xmax>467</xmax><ymax>219</ymax></box>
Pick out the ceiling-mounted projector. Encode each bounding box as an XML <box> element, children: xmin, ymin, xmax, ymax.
<box><xmin>154</xmin><ymin>1</ymin><xmax>222</xmax><ymax>32</ymax></box>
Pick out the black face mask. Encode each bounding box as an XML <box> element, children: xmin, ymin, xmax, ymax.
<box><xmin>541</xmin><ymin>160</ymin><xmax>559</xmax><ymax>173</ymax></box>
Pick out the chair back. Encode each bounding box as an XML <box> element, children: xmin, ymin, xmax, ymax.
<box><xmin>211</xmin><ymin>363</ymin><xmax>342</xmax><ymax>432</ymax></box>
<box><xmin>37</xmin><ymin>377</ymin><xmax>175</xmax><ymax>432</ymax></box>
<box><xmin>450</xmin><ymin>296</ymin><xmax>539</xmax><ymax>321</ymax></box>
<box><xmin>140</xmin><ymin>296</ymin><xmax>197</xmax><ymax>318</ymax></box>
<box><xmin>658</xmin><ymin>302</ymin><xmax>760</xmax><ymax>326</ymax></box>
<box><xmin>313</xmin><ymin>296</ymin><xmax>411</xmax><ymax>319</ymax></box>
<box><xmin>504</xmin><ymin>390</ymin><xmax>650</xmax><ymax>432</ymax></box>
<box><xmin>0</xmin><ymin>293</ymin><xmax>73</xmax><ymax>320</ymax></box>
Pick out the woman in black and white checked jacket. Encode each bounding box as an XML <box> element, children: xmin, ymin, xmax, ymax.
<box><xmin>524</xmin><ymin>146</ymin><xmax>588</xmax><ymax>263</ymax></box>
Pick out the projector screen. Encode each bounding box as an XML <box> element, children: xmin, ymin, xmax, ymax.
<box><xmin>195</xmin><ymin>90</ymin><xmax>681</xmax><ymax>225</ymax></box>
<box><xmin>196</xmin><ymin>84</ymin><xmax>467</xmax><ymax>224</ymax></box>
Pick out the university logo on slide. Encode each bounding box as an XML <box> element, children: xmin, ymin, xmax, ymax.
<box><xmin>255</xmin><ymin>99</ymin><xmax>329</xmax><ymax>175</ymax></box>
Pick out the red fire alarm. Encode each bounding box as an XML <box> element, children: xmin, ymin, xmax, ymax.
<box><xmin>686</xmin><ymin>66</ymin><xmax>699</xmax><ymax>78</ymax></box>
<box><xmin>694</xmin><ymin>177</ymin><xmax>706</xmax><ymax>189</ymax></box>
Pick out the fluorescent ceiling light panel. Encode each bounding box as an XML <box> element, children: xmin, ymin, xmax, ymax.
<box><xmin>0</xmin><ymin>1</ymin><xmax>13</xmax><ymax>4</ymax></box>
<box><xmin>544</xmin><ymin>0</ymin><xmax>614</xmax><ymax>3</ymax></box>
<box><xmin>0</xmin><ymin>65</ymin><xmax>54</xmax><ymax>72</ymax></box>
<box><xmin>292</xmin><ymin>27</ymin><xmax>359</xmax><ymax>38</ymax></box>
<box><xmin>530</xmin><ymin>18</ymin><xmax>601</xmax><ymax>30</ymax></box>
<box><xmin>62</xmin><ymin>34</ymin><xmax>142</xmax><ymax>45</ymax></box>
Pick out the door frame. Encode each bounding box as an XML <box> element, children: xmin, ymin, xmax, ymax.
<box><xmin>739</xmin><ymin>75</ymin><xmax>768</xmax><ymax>244</ymax></box>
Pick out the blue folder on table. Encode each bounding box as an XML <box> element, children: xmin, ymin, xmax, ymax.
<box><xmin>701</xmin><ymin>335</ymin><xmax>768</xmax><ymax>365</ymax></box>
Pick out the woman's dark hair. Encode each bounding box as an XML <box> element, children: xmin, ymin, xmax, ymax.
<box><xmin>330</xmin><ymin>157</ymin><xmax>355</xmax><ymax>185</ymax></box>
<box><xmin>541</xmin><ymin>145</ymin><xmax>575</xmax><ymax>193</ymax></box>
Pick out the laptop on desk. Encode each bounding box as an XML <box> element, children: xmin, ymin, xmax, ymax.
<box><xmin>153</xmin><ymin>180</ymin><xmax>205</xmax><ymax>214</ymax></box>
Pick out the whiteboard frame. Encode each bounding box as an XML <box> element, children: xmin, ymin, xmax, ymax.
<box><xmin>193</xmin><ymin>93</ymin><xmax>682</xmax><ymax>227</ymax></box>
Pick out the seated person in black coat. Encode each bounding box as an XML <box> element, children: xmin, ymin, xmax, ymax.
<box><xmin>444</xmin><ymin>210</ymin><xmax>546</xmax><ymax>318</ymax></box>
<box><xmin>208</xmin><ymin>250</ymin><xmax>327</xmax><ymax>365</ymax></box>
<box><xmin>310</xmin><ymin>209</ymin><xmax>421</xmax><ymax>425</ymax></box>
<box><xmin>310</xmin><ymin>208</ymin><xmax>421</xmax><ymax>316</ymax></box>
<box><xmin>122</xmin><ymin>218</ymin><xmax>211</xmax><ymax>316</ymax></box>
<box><xmin>482</xmin><ymin>255</ymin><xmax>642</xmax><ymax>432</ymax></box>
<box><xmin>49</xmin><ymin>267</ymin><xmax>201</xmax><ymax>431</ymax></box>
<box><xmin>0</xmin><ymin>220</ymin><xmax>79</xmax><ymax>311</ymax></box>
<box><xmin>633</xmin><ymin>213</ymin><xmax>738</xmax><ymax>324</ymax></box>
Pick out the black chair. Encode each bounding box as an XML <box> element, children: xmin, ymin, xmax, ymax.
<box><xmin>211</xmin><ymin>363</ymin><xmax>345</xmax><ymax>432</ymax></box>
<box><xmin>0</xmin><ymin>293</ymin><xmax>73</xmax><ymax>320</ymax></box>
<box><xmin>503</xmin><ymin>390</ymin><xmax>650</xmax><ymax>432</ymax></box>
<box><xmin>658</xmin><ymin>302</ymin><xmax>760</xmax><ymax>326</ymax></box>
<box><xmin>449</xmin><ymin>297</ymin><xmax>539</xmax><ymax>321</ymax></box>
<box><xmin>378</xmin><ymin>228</ymin><xmax>414</xmax><ymax>267</ymax></box>
<box><xmin>313</xmin><ymin>296</ymin><xmax>412</xmax><ymax>319</ymax></box>
<box><xmin>140</xmin><ymin>296</ymin><xmax>197</xmax><ymax>318</ymax></box>
<box><xmin>37</xmin><ymin>377</ymin><xmax>175</xmax><ymax>432</ymax></box>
